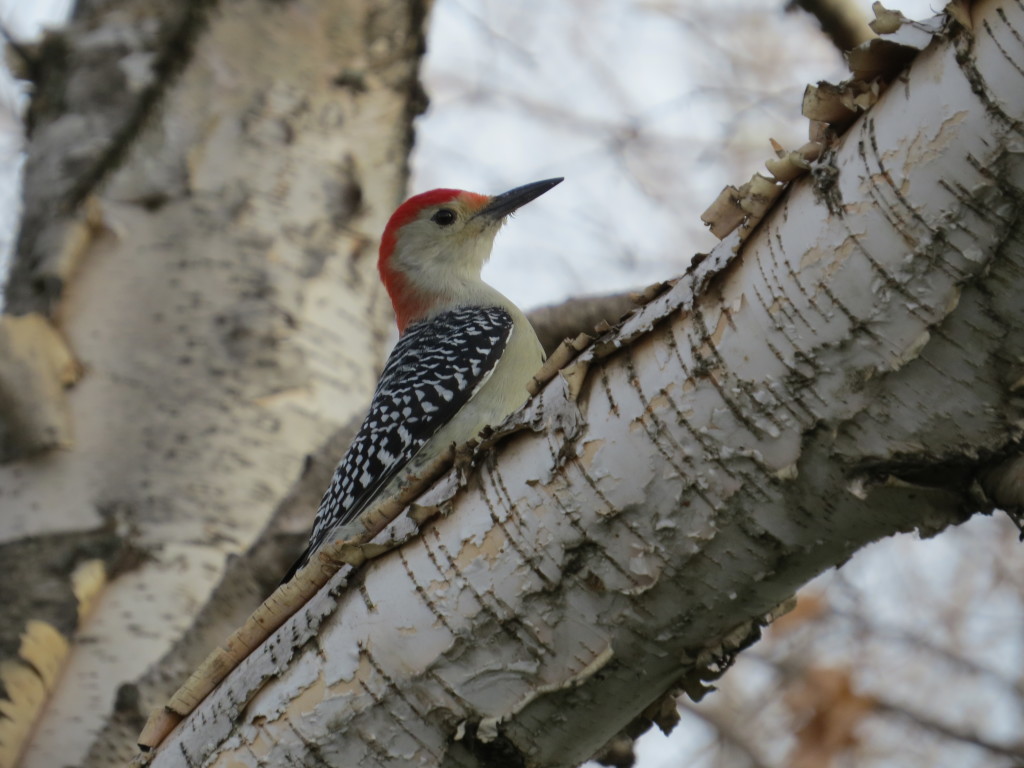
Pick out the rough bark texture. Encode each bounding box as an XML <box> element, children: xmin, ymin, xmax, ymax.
<box><xmin>0</xmin><ymin>1</ymin><xmax>429</xmax><ymax>767</ymax></box>
<box><xmin>141</xmin><ymin>1</ymin><xmax>1024</xmax><ymax>766</ymax></box>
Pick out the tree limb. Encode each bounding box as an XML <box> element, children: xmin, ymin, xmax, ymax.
<box><xmin>527</xmin><ymin>292</ymin><xmax>639</xmax><ymax>356</ymax></box>
<box><xmin>141</xmin><ymin>2</ymin><xmax>1024</xmax><ymax>764</ymax></box>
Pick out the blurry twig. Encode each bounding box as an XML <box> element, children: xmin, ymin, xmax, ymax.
<box><xmin>0</xmin><ymin>22</ymin><xmax>36</xmax><ymax>77</ymax></box>
<box><xmin>527</xmin><ymin>291</ymin><xmax>638</xmax><ymax>355</ymax></box>
<box><xmin>1004</xmin><ymin>507</ymin><xmax>1024</xmax><ymax>542</ymax></box>
<box><xmin>876</xmin><ymin>701</ymin><xmax>1024</xmax><ymax>760</ymax></box>
<box><xmin>826</xmin><ymin>607</ymin><xmax>1024</xmax><ymax>700</ymax></box>
<box><xmin>445</xmin><ymin>1</ymin><xmax>535</xmax><ymax>67</ymax></box>
<box><xmin>678</xmin><ymin>700</ymin><xmax>774</xmax><ymax>768</ymax></box>
<box><xmin>749</xmin><ymin>653</ymin><xmax>1024</xmax><ymax>762</ymax></box>
<box><xmin>787</xmin><ymin>0</ymin><xmax>875</xmax><ymax>52</ymax></box>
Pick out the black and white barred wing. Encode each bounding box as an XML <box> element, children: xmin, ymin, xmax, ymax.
<box><xmin>282</xmin><ymin>306</ymin><xmax>514</xmax><ymax>581</ymax></box>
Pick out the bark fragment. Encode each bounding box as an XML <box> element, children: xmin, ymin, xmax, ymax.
<box><xmin>0</xmin><ymin>313</ymin><xmax>79</xmax><ymax>461</ymax></box>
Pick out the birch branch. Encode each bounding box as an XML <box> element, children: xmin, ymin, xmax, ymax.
<box><xmin>140</xmin><ymin>1</ymin><xmax>1024</xmax><ymax>765</ymax></box>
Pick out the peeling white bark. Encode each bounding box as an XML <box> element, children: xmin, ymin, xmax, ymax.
<box><xmin>147</xmin><ymin>2</ymin><xmax>1024</xmax><ymax>766</ymax></box>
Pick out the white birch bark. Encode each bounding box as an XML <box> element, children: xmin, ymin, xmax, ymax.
<box><xmin>144</xmin><ymin>1</ymin><xmax>1024</xmax><ymax>766</ymax></box>
<box><xmin>0</xmin><ymin>2</ymin><xmax>427</xmax><ymax>767</ymax></box>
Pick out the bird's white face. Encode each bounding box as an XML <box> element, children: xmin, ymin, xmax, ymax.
<box><xmin>378</xmin><ymin>179</ymin><xmax>562</xmax><ymax>332</ymax></box>
<box><xmin>389</xmin><ymin>194</ymin><xmax>501</xmax><ymax>286</ymax></box>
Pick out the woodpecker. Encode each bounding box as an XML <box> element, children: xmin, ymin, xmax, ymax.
<box><xmin>282</xmin><ymin>177</ymin><xmax>563</xmax><ymax>582</ymax></box>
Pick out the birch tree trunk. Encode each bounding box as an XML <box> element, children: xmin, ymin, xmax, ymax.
<box><xmin>140</xmin><ymin>1</ymin><xmax>1024</xmax><ymax>766</ymax></box>
<box><xmin>0</xmin><ymin>2</ymin><xmax>427</xmax><ymax>767</ymax></box>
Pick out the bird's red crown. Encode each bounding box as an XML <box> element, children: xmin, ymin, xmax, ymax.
<box><xmin>378</xmin><ymin>188</ymin><xmax>488</xmax><ymax>333</ymax></box>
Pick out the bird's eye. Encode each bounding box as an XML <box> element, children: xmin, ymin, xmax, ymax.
<box><xmin>431</xmin><ymin>209</ymin><xmax>457</xmax><ymax>226</ymax></box>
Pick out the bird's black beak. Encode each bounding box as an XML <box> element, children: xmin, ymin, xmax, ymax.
<box><xmin>476</xmin><ymin>177</ymin><xmax>563</xmax><ymax>221</ymax></box>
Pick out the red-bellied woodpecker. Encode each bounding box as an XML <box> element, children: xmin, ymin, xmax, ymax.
<box><xmin>282</xmin><ymin>177</ymin><xmax>563</xmax><ymax>582</ymax></box>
